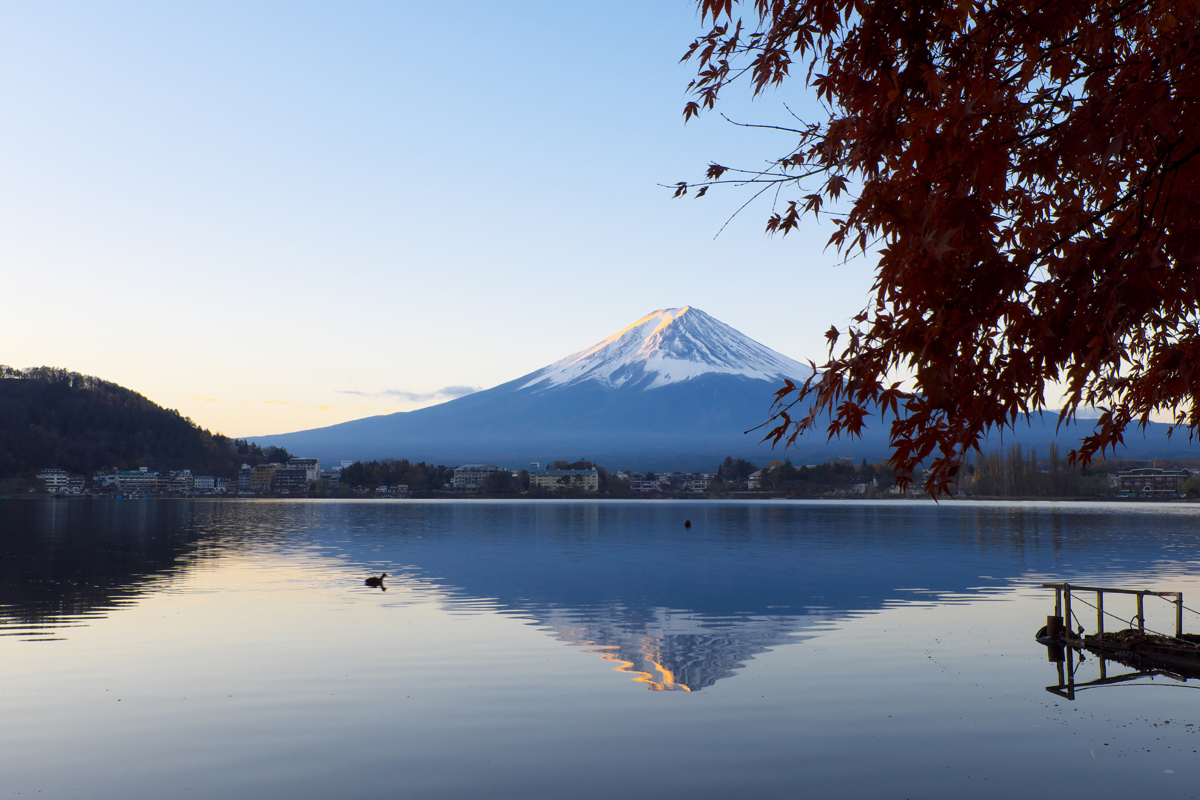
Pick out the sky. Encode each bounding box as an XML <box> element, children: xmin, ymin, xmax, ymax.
<box><xmin>1</xmin><ymin>1</ymin><xmax>879</xmax><ymax>438</ymax></box>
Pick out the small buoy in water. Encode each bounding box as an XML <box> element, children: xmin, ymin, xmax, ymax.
<box><xmin>365</xmin><ymin>573</ymin><xmax>388</xmax><ymax>589</ymax></box>
<box><xmin>684</xmin><ymin>520</ymin><xmax>691</xmax><ymax>528</ymax></box>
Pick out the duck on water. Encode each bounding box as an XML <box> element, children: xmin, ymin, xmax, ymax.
<box><xmin>365</xmin><ymin>573</ymin><xmax>388</xmax><ymax>590</ymax></box>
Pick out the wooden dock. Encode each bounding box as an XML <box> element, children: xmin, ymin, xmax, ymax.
<box><xmin>1036</xmin><ymin>582</ymin><xmax>1200</xmax><ymax>699</ymax></box>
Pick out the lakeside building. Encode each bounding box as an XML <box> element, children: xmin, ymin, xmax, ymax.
<box><xmin>167</xmin><ymin>470</ymin><xmax>193</xmax><ymax>493</ymax></box>
<box><xmin>629</xmin><ymin>479</ymin><xmax>659</xmax><ymax>493</ymax></box>
<box><xmin>270</xmin><ymin>468</ymin><xmax>308</xmax><ymax>492</ymax></box>
<box><xmin>321</xmin><ymin>469</ymin><xmax>342</xmax><ymax>489</ymax></box>
<box><xmin>249</xmin><ymin>464</ymin><xmax>281</xmax><ymax>492</ymax></box>
<box><xmin>118</xmin><ymin>467</ymin><xmax>160</xmax><ymax>494</ymax></box>
<box><xmin>93</xmin><ymin>471</ymin><xmax>119</xmax><ymax>489</ymax></box>
<box><xmin>452</xmin><ymin>464</ymin><xmax>500</xmax><ymax>490</ymax></box>
<box><xmin>40</xmin><ymin>455</ymin><xmax>318</xmax><ymax>495</ymax></box>
<box><xmin>1117</xmin><ymin>467</ymin><xmax>1191</xmax><ymax>497</ymax></box>
<box><xmin>287</xmin><ymin>457</ymin><xmax>321</xmax><ymax>482</ymax></box>
<box><xmin>35</xmin><ymin>468</ymin><xmax>71</xmax><ymax>493</ymax></box>
<box><xmin>529</xmin><ymin>465</ymin><xmax>599</xmax><ymax>493</ymax></box>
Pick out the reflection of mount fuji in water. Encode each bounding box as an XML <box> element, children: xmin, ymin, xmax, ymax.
<box><xmin>534</xmin><ymin>605</ymin><xmax>831</xmax><ymax>691</ymax></box>
<box><xmin>332</xmin><ymin>501</ymin><xmax>1200</xmax><ymax>691</ymax></box>
<box><xmin>7</xmin><ymin>500</ymin><xmax>1200</xmax><ymax>691</ymax></box>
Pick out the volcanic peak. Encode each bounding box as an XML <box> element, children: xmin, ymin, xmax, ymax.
<box><xmin>519</xmin><ymin>306</ymin><xmax>812</xmax><ymax>393</ymax></box>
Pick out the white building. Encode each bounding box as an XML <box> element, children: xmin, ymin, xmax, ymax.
<box><xmin>93</xmin><ymin>470</ymin><xmax>120</xmax><ymax>488</ymax></box>
<box><xmin>1118</xmin><ymin>467</ymin><xmax>1191</xmax><ymax>497</ymax></box>
<box><xmin>287</xmin><ymin>457</ymin><xmax>321</xmax><ymax>482</ymax></box>
<box><xmin>36</xmin><ymin>468</ymin><xmax>70</xmax><ymax>493</ymax></box>
<box><xmin>452</xmin><ymin>464</ymin><xmax>500</xmax><ymax>490</ymax></box>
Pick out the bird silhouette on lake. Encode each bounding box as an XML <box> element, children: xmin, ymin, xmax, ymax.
<box><xmin>684</xmin><ymin>519</ymin><xmax>692</xmax><ymax>529</ymax></box>
<box><xmin>365</xmin><ymin>573</ymin><xmax>388</xmax><ymax>590</ymax></box>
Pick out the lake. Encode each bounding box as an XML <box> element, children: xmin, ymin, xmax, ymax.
<box><xmin>3</xmin><ymin>498</ymin><xmax>1200</xmax><ymax>798</ymax></box>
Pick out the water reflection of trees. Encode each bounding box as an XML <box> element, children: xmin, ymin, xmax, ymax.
<box><xmin>0</xmin><ymin>500</ymin><xmax>205</xmax><ymax>635</ymax></box>
<box><xmin>0</xmin><ymin>499</ymin><xmax>310</xmax><ymax>636</ymax></box>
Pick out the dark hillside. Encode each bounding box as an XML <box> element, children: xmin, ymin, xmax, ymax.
<box><xmin>0</xmin><ymin>366</ymin><xmax>285</xmax><ymax>479</ymax></box>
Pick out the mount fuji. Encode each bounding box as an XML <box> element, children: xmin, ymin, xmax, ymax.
<box><xmin>252</xmin><ymin>307</ymin><xmax>879</xmax><ymax>470</ymax></box>
<box><xmin>251</xmin><ymin>305</ymin><xmax>1197</xmax><ymax>470</ymax></box>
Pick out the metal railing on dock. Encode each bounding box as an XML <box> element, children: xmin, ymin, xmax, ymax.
<box><xmin>1041</xmin><ymin>583</ymin><xmax>1184</xmax><ymax>638</ymax></box>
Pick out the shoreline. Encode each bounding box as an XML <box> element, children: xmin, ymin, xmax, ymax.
<box><xmin>0</xmin><ymin>492</ymin><xmax>1186</xmax><ymax>503</ymax></box>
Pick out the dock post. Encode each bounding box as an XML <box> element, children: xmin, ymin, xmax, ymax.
<box><xmin>1097</xmin><ymin>591</ymin><xmax>1104</xmax><ymax>635</ymax></box>
<box><xmin>1065</xmin><ymin>646</ymin><xmax>1075</xmax><ymax>701</ymax></box>
<box><xmin>1064</xmin><ymin>584</ymin><xmax>1073</xmax><ymax>638</ymax></box>
<box><xmin>1177</xmin><ymin>593</ymin><xmax>1184</xmax><ymax>638</ymax></box>
<box><xmin>1137</xmin><ymin>593</ymin><xmax>1145</xmax><ymax>633</ymax></box>
<box><xmin>1054</xmin><ymin>587</ymin><xmax>1062</xmax><ymax>619</ymax></box>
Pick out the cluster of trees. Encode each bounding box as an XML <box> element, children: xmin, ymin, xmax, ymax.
<box><xmin>0</xmin><ymin>366</ymin><xmax>285</xmax><ymax>481</ymax></box>
<box><xmin>968</xmin><ymin>443</ymin><xmax>1114</xmax><ymax>497</ymax></box>
<box><xmin>707</xmin><ymin>455</ymin><xmax>900</xmax><ymax>496</ymax></box>
<box><xmin>715</xmin><ymin>456</ymin><xmax>757</xmax><ymax>485</ymax></box>
<box><xmin>337</xmin><ymin>459</ymin><xmax>455</xmax><ymax>493</ymax></box>
<box><xmin>753</xmin><ymin>459</ymin><xmax>890</xmax><ymax>496</ymax></box>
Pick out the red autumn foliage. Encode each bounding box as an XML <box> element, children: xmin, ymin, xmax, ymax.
<box><xmin>678</xmin><ymin>0</ymin><xmax>1200</xmax><ymax>495</ymax></box>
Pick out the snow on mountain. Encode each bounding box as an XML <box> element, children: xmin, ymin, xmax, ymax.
<box><xmin>519</xmin><ymin>306</ymin><xmax>814</xmax><ymax>393</ymax></box>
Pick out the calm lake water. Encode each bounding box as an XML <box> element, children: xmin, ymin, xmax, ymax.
<box><xmin>4</xmin><ymin>498</ymin><xmax>1200</xmax><ymax>799</ymax></box>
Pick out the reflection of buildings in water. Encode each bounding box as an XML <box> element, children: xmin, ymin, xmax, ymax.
<box><xmin>532</xmin><ymin>605</ymin><xmax>829</xmax><ymax>691</ymax></box>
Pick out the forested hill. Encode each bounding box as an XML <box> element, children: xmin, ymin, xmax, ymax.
<box><xmin>0</xmin><ymin>366</ymin><xmax>287</xmax><ymax>479</ymax></box>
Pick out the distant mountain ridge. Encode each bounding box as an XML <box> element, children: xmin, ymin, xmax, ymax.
<box><xmin>252</xmin><ymin>307</ymin><xmax>1200</xmax><ymax>470</ymax></box>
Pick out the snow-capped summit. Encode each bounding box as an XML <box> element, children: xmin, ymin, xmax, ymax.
<box><xmin>520</xmin><ymin>306</ymin><xmax>813</xmax><ymax>392</ymax></box>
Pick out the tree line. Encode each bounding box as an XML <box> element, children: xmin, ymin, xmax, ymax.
<box><xmin>338</xmin><ymin>459</ymin><xmax>456</xmax><ymax>492</ymax></box>
<box><xmin>967</xmin><ymin>443</ymin><xmax>1114</xmax><ymax>498</ymax></box>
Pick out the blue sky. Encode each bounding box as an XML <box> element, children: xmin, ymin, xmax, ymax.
<box><xmin>1</xmin><ymin>1</ymin><xmax>877</xmax><ymax>437</ymax></box>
